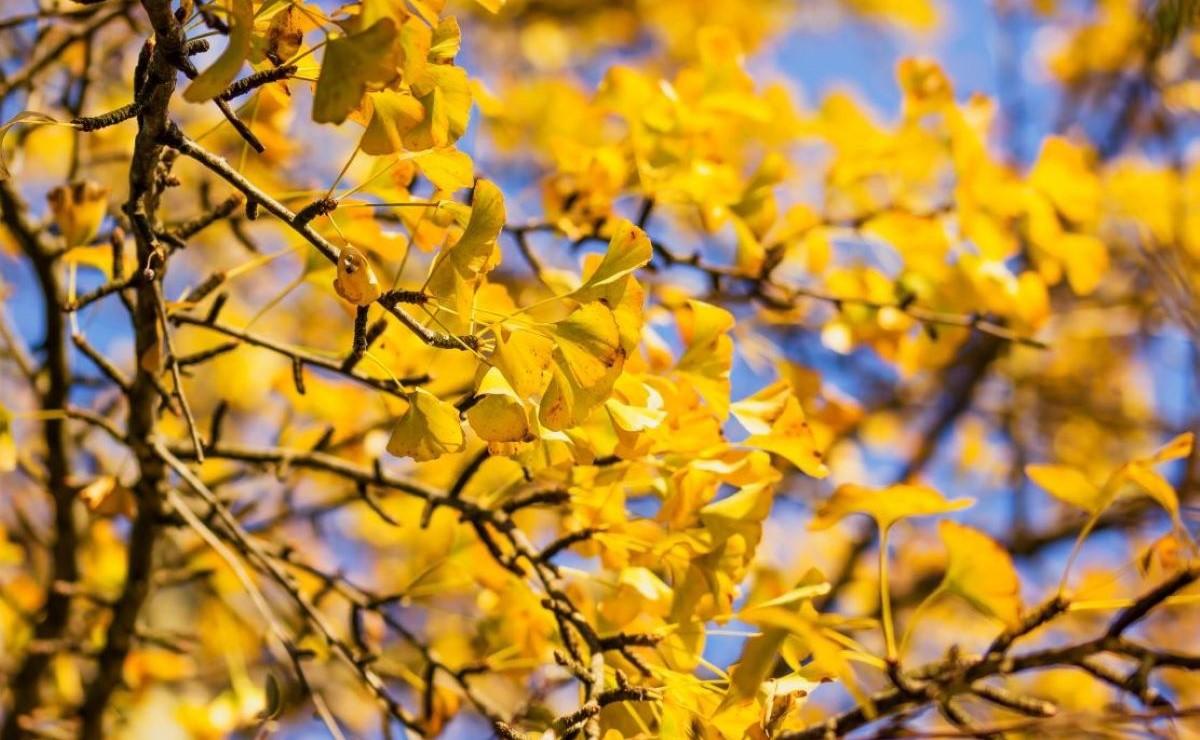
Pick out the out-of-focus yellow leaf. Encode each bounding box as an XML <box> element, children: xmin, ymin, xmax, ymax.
<box><xmin>47</xmin><ymin>181</ymin><xmax>109</xmax><ymax>247</ymax></box>
<box><xmin>386</xmin><ymin>388</ymin><xmax>465</xmax><ymax>461</ymax></box>
<box><xmin>0</xmin><ymin>112</ymin><xmax>67</xmax><ymax>180</ymax></box>
<box><xmin>809</xmin><ymin>483</ymin><xmax>973</xmax><ymax>532</ymax></box>
<box><xmin>184</xmin><ymin>0</ymin><xmax>253</xmax><ymax>102</ymax></box>
<box><xmin>0</xmin><ymin>403</ymin><xmax>16</xmax><ymax>472</ymax></box>
<box><xmin>938</xmin><ymin>520</ymin><xmax>1021</xmax><ymax>628</ymax></box>
<box><xmin>79</xmin><ymin>476</ymin><xmax>136</xmax><ymax>517</ymax></box>
<box><xmin>1026</xmin><ymin>464</ymin><xmax>1104</xmax><ymax>513</ymax></box>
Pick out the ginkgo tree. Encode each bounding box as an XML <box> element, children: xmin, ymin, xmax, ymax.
<box><xmin>1</xmin><ymin>0</ymin><xmax>1200</xmax><ymax>738</ymax></box>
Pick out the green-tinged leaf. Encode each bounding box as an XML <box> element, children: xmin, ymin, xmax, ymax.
<box><xmin>313</xmin><ymin>19</ymin><xmax>399</xmax><ymax>124</ymax></box>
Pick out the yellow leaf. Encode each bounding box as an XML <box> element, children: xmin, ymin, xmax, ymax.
<box><xmin>386</xmin><ymin>388</ymin><xmax>465</xmax><ymax>462</ymax></box>
<box><xmin>79</xmin><ymin>476</ymin><xmax>136</xmax><ymax>517</ymax></box>
<box><xmin>262</xmin><ymin>5</ymin><xmax>304</xmax><ymax>65</ymax></box>
<box><xmin>313</xmin><ymin>19</ymin><xmax>399</xmax><ymax>125</ymax></box>
<box><xmin>1029</xmin><ymin>136</ymin><xmax>1100</xmax><ymax>225</ymax></box>
<box><xmin>604</xmin><ymin>397</ymin><xmax>665</xmax><ymax>433</ymax></box>
<box><xmin>938</xmin><ymin>520</ymin><xmax>1021</xmax><ymax>628</ymax></box>
<box><xmin>414</xmin><ymin>148</ymin><xmax>474</xmax><ymax>191</ymax></box>
<box><xmin>466</xmin><ymin>368</ymin><xmax>530</xmax><ymax>444</ymax></box>
<box><xmin>1026</xmin><ymin>464</ymin><xmax>1103</xmax><ymax>513</ymax></box>
<box><xmin>573</xmin><ymin>220</ymin><xmax>652</xmax><ymax>298</ymax></box>
<box><xmin>332</xmin><ymin>246</ymin><xmax>382</xmax><ymax>306</ymax></box>
<box><xmin>0</xmin><ymin>403</ymin><xmax>15</xmax><ymax>472</ymax></box>
<box><xmin>1151</xmin><ymin>432</ymin><xmax>1194</xmax><ymax>463</ymax></box>
<box><xmin>403</xmin><ymin>64</ymin><xmax>471</xmax><ymax>149</ymax></box>
<box><xmin>809</xmin><ymin>483</ymin><xmax>973</xmax><ymax>532</ymax></box>
<box><xmin>429</xmin><ymin>17</ymin><xmax>461</xmax><ymax>62</ymax></box>
<box><xmin>441</xmin><ymin>178</ymin><xmax>505</xmax><ymax>277</ymax></box>
<box><xmin>675</xmin><ymin>300</ymin><xmax>735</xmax><ymax>419</ymax></box>
<box><xmin>360</xmin><ymin>91</ymin><xmax>425</xmax><ymax>155</ymax></box>
<box><xmin>0</xmin><ymin>111</ymin><xmax>68</xmax><ymax>180</ymax></box>
<box><xmin>553</xmin><ymin>302</ymin><xmax>623</xmax><ymax>390</ymax></box>
<box><xmin>733</xmin><ymin>381</ymin><xmax>828</xmax><ymax>478</ymax></box>
<box><xmin>183</xmin><ymin>0</ymin><xmax>253</xmax><ymax>102</ymax></box>
<box><xmin>47</xmin><ymin>181</ymin><xmax>109</xmax><ymax>247</ymax></box>
<box><xmin>1058</xmin><ymin>232</ymin><xmax>1108</xmax><ymax>296</ymax></box>
<box><xmin>474</xmin><ymin>0</ymin><xmax>505</xmax><ymax>13</ymax></box>
<box><xmin>1121</xmin><ymin>463</ymin><xmax>1181</xmax><ymax>528</ymax></box>
<box><xmin>491</xmin><ymin>329</ymin><xmax>552</xmax><ymax>399</ymax></box>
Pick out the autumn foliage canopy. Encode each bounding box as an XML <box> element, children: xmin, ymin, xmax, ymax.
<box><xmin>2</xmin><ymin>0</ymin><xmax>1200</xmax><ymax>737</ymax></box>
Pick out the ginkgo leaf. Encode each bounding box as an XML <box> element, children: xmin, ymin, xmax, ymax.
<box><xmin>0</xmin><ymin>111</ymin><xmax>67</xmax><ymax>180</ymax></box>
<box><xmin>424</xmin><ymin>180</ymin><xmax>505</xmax><ymax>333</ymax></box>
<box><xmin>1151</xmin><ymin>431</ymin><xmax>1194</xmax><ymax>463</ymax></box>
<box><xmin>467</xmin><ymin>368</ymin><xmax>530</xmax><ymax>444</ymax></box>
<box><xmin>742</xmin><ymin>582</ymin><xmax>832</xmax><ymax>612</ymax></box>
<box><xmin>332</xmin><ymin>246</ymin><xmax>382</xmax><ymax>306</ymax></box>
<box><xmin>538</xmin><ymin>336</ymin><xmax>623</xmax><ymax>431</ymax></box>
<box><xmin>0</xmin><ymin>403</ymin><xmax>15</xmax><ymax>472</ymax></box>
<box><xmin>440</xmin><ymin>179</ymin><xmax>505</xmax><ymax>277</ymax></box>
<box><xmin>386</xmin><ymin>388</ymin><xmax>465</xmax><ymax>462</ymax></box>
<box><xmin>262</xmin><ymin>5</ymin><xmax>304</xmax><ymax>65</ymax></box>
<box><xmin>573</xmin><ymin>220</ymin><xmax>652</xmax><ymax>297</ymax></box>
<box><xmin>1026</xmin><ymin>464</ymin><xmax>1103</xmax><ymax>513</ymax></box>
<box><xmin>604</xmin><ymin>397</ymin><xmax>666</xmax><ymax>433</ymax></box>
<box><xmin>313</xmin><ymin>19</ymin><xmax>400</xmax><ymax>125</ymax></box>
<box><xmin>1116</xmin><ymin>432</ymin><xmax>1193</xmax><ymax>530</ymax></box>
<box><xmin>467</xmin><ymin>394</ymin><xmax>529</xmax><ymax>444</ymax></box>
<box><xmin>47</xmin><ymin>181</ymin><xmax>109</xmax><ymax>247</ymax></box>
<box><xmin>491</xmin><ymin>329</ymin><xmax>553</xmax><ymax>399</ymax></box>
<box><xmin>403</xmin><ymin>64</ymin><xmax>471</xmax><ymax>150</ymax></box>
<box><xmin>734</xmin><ymin>381</ymin><xmax>828</xmax><ymax>478</ymax></box>
<box><xmin>553</xmin><ymin>302</ymin><xmax>623</xmax><ymax>390</ymax></box>
<box><xmin>938</xmin><ymin>520</ymin><xmax>1021</xmax><ymax>628</ymax></box>
<box><xmin>810</xmin><ymin>483</ymin><xmax>973</xmax><ymax>532</ymax></box>
<box><xmin>414</xmin><ymin>148</ymin><xmax>474</xmax><ymax>191</ymax></box>
<box><xmin>79</xmin><ymin>476</ymin><xmax>136</xmax><ymax>517</ymax></box>
<box><xmin>675</xmin><ymin>300</ymin><xmax>735</xmax><ymax>418</ymax></box>
<box><xmin>183</xmin><ymin>0</ymin><xmax>253</xmax><ymax>102</ymax></box>
<box><xmin>1121</xmin><ymin>463</ymin><xmax>1180</xmax><ymax>525</ymax></box>
<box><xmin>429</xmin><ymin>17</ymin><xmax>462</xmax><ymax>62</ymax></box>
<box><xmin>360</xmin><ymin>91</ymin><xmax>425</xmax><ymax>156</ymax></box>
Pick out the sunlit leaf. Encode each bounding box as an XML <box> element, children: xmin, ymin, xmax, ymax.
<box><xmin>937</xmin><ymin>520</ymin><xmax>1021</xmax><ymax>628</ymax></box>
<box><xmin>810</xmin><ymin>483</ymin><xmax>973</xmax><ymax>532</ymax></box>
<box><xmin>386</xmin><ymin>388</ymin><xmax>465</xmax><ymax>461</ymax></box>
